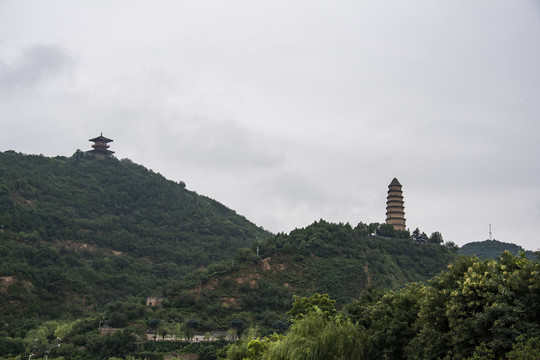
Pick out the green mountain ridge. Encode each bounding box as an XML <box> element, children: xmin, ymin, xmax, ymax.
<box><xmin>0</xmin><ymin>150</ymin><xmax>270</xmax><ymax>325</ymax></box>
<box><xmin>0</xmin><ymin>150</ymin><xmax>459</xmax><ymax>333</ymax></box>
<box><xmin>459</xmin><ymin>239</ymin><xmax>537</xmax><ymax>260</ymax></box>
<box><xmin>1</xmin><ymin>150</ymin><xmax>529</xmax><ymax>325</ymax></box>
<box><xmin>2</xmin><ymin>150</ymin><xmax>538</xmax><ymax>359</ymax></box>
<box><xmin>154</xmin><ymin>219</ymin><xmax>459</xmax><ymax>334</ymax></box>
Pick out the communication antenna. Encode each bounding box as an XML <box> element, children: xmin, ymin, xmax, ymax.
<box><xmin>489</xmin><ymin>224</ymin><xmax>492</xmax><ymax>241</ymax></box>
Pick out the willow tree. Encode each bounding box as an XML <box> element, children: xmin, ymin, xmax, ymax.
<box><xmin>264</xmin><ymin>309</ymin><xmax>370</xmax><ymax>360</ymax></box>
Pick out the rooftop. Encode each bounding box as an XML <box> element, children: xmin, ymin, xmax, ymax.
<box><xmin>89</xmin><ymin>133</ymin><xmax>113</xmax><ymax>143</ymax></box>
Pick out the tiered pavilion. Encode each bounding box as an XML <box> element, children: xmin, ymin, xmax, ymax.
<box><xmin>89</xmin><ymin>133</ymin><xmax>114</xmax><ymax>157</ymax></box>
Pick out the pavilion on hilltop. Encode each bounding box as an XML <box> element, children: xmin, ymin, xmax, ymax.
<box><xmin>89</xmin><ymin>133</ymin><xmax>114</xmax><ymax>157</ymax></box>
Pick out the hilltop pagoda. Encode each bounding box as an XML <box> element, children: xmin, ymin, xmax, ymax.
<box><xmin>89</xmin><ymin>133</ymin><xmax>114</xmax><ymax>157</ymax></box>
<box><xmin>385</xmin><ymin>178</ymin><xmax>406</xmax><ymax>231</ymax></box>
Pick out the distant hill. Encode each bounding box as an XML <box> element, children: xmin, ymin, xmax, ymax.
<box><xmin>459</xmin><ymin>239</ymin><xmax>537</xmax><ymax>260</ymax></box>
<box><xmin>0</xmin><ymin>150</ymin><xmax>270</xmax><ymax>325</ymax></box>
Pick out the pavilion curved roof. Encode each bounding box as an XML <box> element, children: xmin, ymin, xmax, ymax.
<box><xmin>89</xmin><ymin>133</ymin><xmax>113</xmax><ymax>143</ymax></box>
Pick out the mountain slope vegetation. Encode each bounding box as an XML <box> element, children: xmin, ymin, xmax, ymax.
<box><xmin>459</xmin><ymin>239</ymin><xmax>537</xmax><ymax>260</ymax></box>
<box><xmin>159</xmin><ymin>220</ymin><xmax>458</xmax><ymax>333</ymax></box>
<box><xmin>0</xmin><ymin>150</ymin><xmax>467</xmax><ymax>359</ymax></box>
<box><xmin>224</xmin><ymin>251</ymin><xmax>540</xmax><ymax>360</ymax></box>
<box><xmin>0</xmin><ymin>150</ymin><xmax>270</xmax><ymax>325</ymax></box>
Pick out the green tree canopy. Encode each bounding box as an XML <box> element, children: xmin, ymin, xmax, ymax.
<box><xmin>406</xmin><ymin>251</ymin><xmax>540</xmax><ymax>359</ymax></box>
<box><xmin>287</xmin><ymin>293</ymin><xmax>336</xmax><ymax>320</ymax></box>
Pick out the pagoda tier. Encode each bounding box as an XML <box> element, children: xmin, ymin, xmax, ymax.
<box><xmin>88</xmin><ymin>133</ymin><xmax>114</xmax><ymax>157</ymax></box>
<box><xmin>385</xmin><ymin>178</ymin><xmax>406</xmax><ymax>231</ymax></box>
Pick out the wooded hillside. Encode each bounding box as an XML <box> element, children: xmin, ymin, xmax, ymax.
<box><xmin>158</xmin><ymin>220</ymin><xmax>458</xmax><ymax>334</ymax></box>
<box><xmin>0</xmin><ymin>150</ymin><xmax>270</xmax><ymax>326</ymax></box>
<box><xmin>0</xmin><ymin>150</ymin><xmax>473</xmax><ymax>359</ymax></box>
<box><xmin>459</xmin><ymin>239</ymin><xmax>536</xmax><ymax>260</ymax></box>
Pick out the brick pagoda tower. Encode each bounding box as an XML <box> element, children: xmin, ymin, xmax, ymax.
<box><xmin>385</xmin><ymin>178</ymin><xmax>406</xmax><ymax>231</ymax></box>
<box><xmin>89</xmin><ymin>133</ymin><xmax>114</xmax><ymax>157</ymax></box>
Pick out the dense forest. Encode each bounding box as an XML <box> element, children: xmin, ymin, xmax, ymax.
<box><xmin>156</xmin><ymin>220</ymin><xmax>458</xmax><ymax>336</ymax></box>
<box><xmin>0</xmin><ymin>151</ymin><xmax>537</xmax><ymax>360</ymax></box>
<box><xmin>0</xmin><ymin>150</ymin><xmax>269</xmax><ymax>326</ymax></box>
<box><xmin>223</xmin><ymin>252</ymin><xmax>540</xmax><ymax>360</ymax></box>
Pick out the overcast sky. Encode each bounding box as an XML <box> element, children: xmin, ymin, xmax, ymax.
<box><xmin>1</xmin><ymin>1</ymin><xmax>539</xmax><ymax>250</ymax></box>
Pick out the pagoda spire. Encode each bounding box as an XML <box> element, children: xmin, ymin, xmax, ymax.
<box><xmin>385</xmin><ymin>178</ymin><xmax>406</xmax><ymax>231</ymax></box>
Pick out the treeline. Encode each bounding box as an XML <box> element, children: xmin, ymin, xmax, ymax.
<box><xmin>0</xmin><ymin>315</ymin><xmax>229</xmax><ymax>360</ymax></box>
<box><xmin>222</xmin><ymin>252</ymin><xmax>540</xmax><ymax>360</ymax></box>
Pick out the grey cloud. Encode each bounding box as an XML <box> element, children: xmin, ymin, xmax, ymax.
<box><xmin>0</xmin><ymin>45</ymin><xmax>74</xmax><ymax>95</ymax></box>
<box><xmin>161</xmin><ymin>118</ymin><xmax>285</xmax><ymax>170</ymax></box>
<box><xmin>260</xmin><ymin>172</ymin><xmax>330</xmax><ymax>207</ymax></box>
<box><xmin>1</xmin><ymin>1</ymin><xmax>539</xmax><ymax>250</ymax></box>
<box><xmin>109</xmin><ymin>114</ymin><xmax>287</xmax><ymax>177</ymax></box>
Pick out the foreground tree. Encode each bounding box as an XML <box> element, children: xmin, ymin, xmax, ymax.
<box><xmin>406</xmin><ymin>252</ymin><xmax>540</xmax><ymax>359</ymax></box>
<box><xmin>287</xmin><ymin>293</ymin><xmax>336</xmax><ymax>320</ymax></box>
<box><xmin>186</xmin><ymin>318</ymin><xmax>200</xmax><ymax>340</ymax></box>
<box><xmin>221</xmin><ymin>328</ymin><xmax>263</xmax><ymax>360</ymax></box>
<box><xmin>265</xmin><ymin>309</ymin><xmax>370</xmax><ymax>360</ymax></box>
<box><xmin>222</xmin><ymin>294</ymin><xmax>369</xmax><ymax>360</ymax></box>
<box><xmin>222</xmin><ymin>253</ymin><xmax>540</xmax><ymax>360</ymax></box>
<box><xmin>505</xmin><ymin>336</ymin><xmax>540</xmax><ymax>360</ymax></box>
<box><xmin>347</xmin><ymin>283</ymin><xmax>424</xmax><ymax>360</ymax></box>
<box><xmin>230</xmin><ymin>319</ymin><xmax>245</xmax><ymax>340</ymax></box>
<box><xmin>85</xmin><ymin>330</ymin><xmax>136</xmax><ymax>359</ymax></box>
<box><xmin>429</xmin><ymin>231</ymin><xmax>444</xmax><ymax>244</ymax></box>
